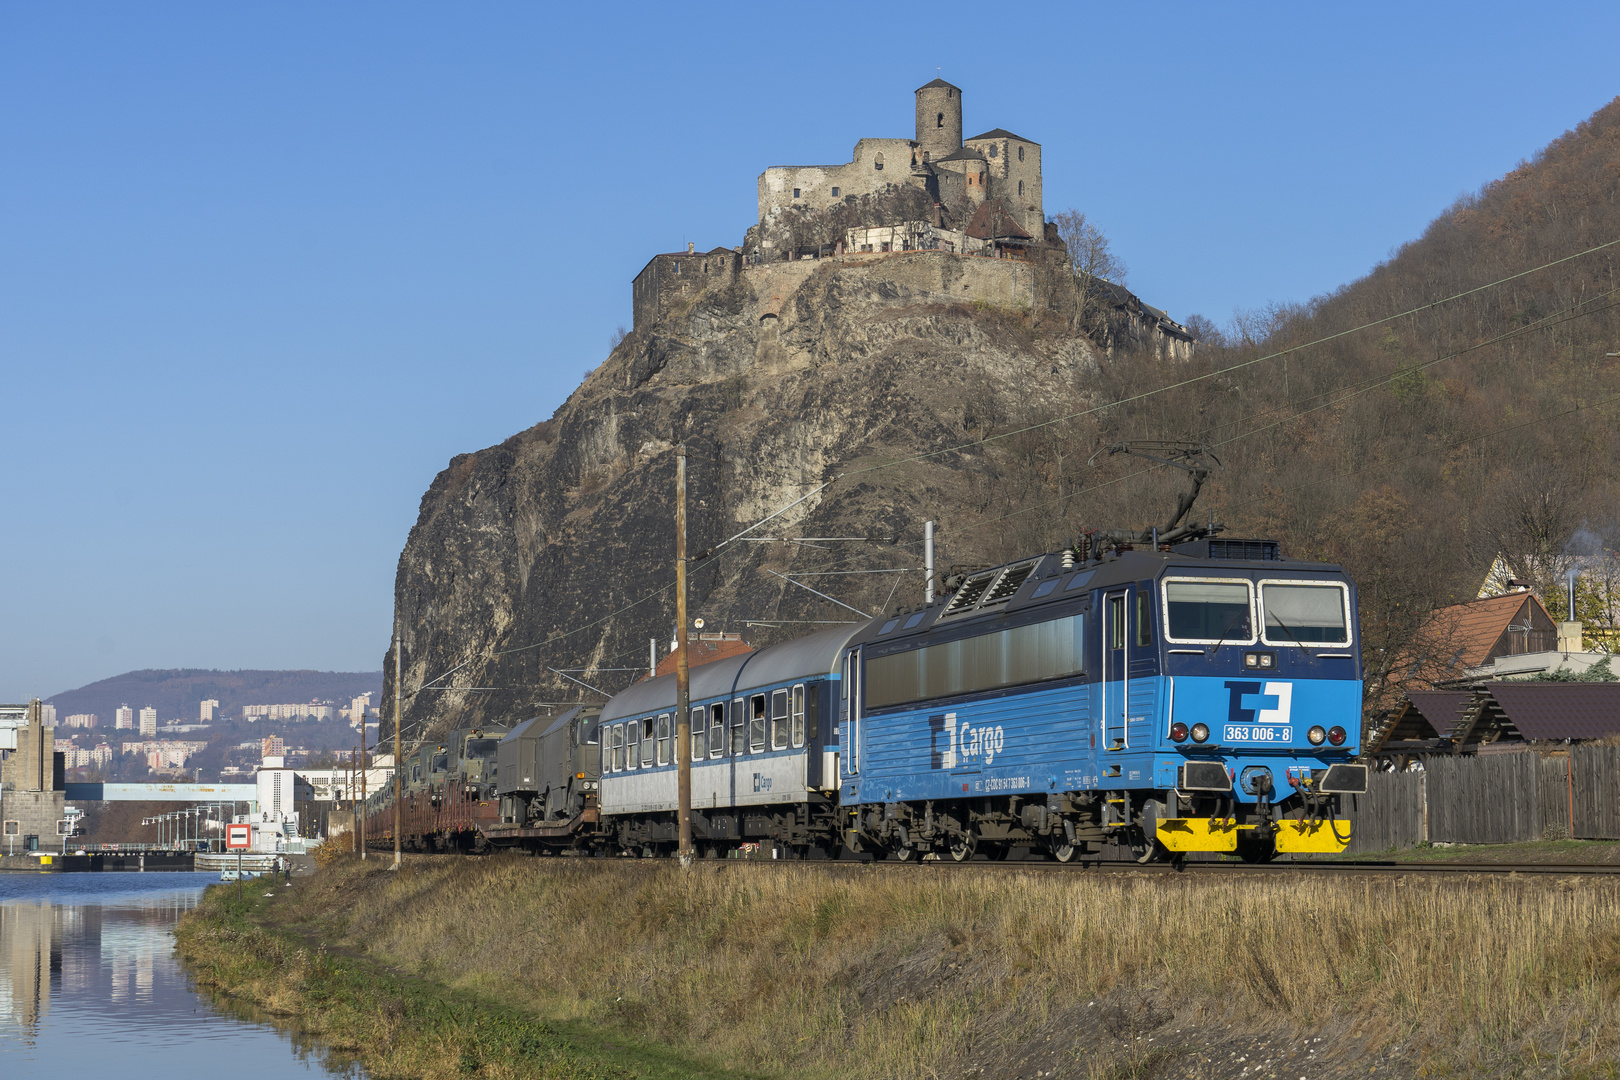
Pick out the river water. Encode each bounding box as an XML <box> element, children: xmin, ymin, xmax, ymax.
<box><xmin>0</xmin><ymin>871</ymin><xmax>360</xmax><ymax>1078</ymax></box>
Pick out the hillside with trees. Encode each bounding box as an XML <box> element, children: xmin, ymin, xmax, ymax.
<box><xmin>1064</xmin><ymin>96</ymin><xmax>1620</xmax><ymax>708</ymax></box>
<box><xmin>385</xmin><ymin>97</ymin><xmax>1620</xmax><ymax>740</ymax></box>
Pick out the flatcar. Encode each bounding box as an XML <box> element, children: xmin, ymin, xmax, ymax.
<box><xmin>839</xmin><ymin>537</ymin><xmax>1367</xmax><ymax>862</ymax></box>
<box><xmin>369</xmin><ymin>723</ymin><xmax>509</xmax><ymax>852</ymax></box>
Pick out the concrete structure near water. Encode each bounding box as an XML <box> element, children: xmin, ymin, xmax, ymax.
<box><xmin>0</xmin><ymin>700</ymin><xmax>67</xmax><ymax>853</ymax></box>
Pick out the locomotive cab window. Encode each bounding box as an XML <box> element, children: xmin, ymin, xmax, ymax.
<box><xmin>690</xmin><ymin>707</ymin><xmax>705</xmax><ymax>763</ymax></box>
<box><xmin>656</xmin><ymin>713</ymin><xmax>671</xmax><ymax>766</ymax></box>
<box><xmin>1259</xmin><ymin>580</ymin><xmax>1351</xmax><ymax>646</ymax></box>
<box><xmin>1135</xmin><ymin>586</ymin><xmax>1154</xmax><ymax>648</ymax></box>
<box><xmin>1163</xmin><ymin>579</ymin><xmax>1256</xmax><ymax>644</ymax></box>
<box><xmin>750</xmin><ymin>694</ymin><xmax>767</xmax><ymax>753</ymax></box>
<box><xmin>709</xmin><ymin>702</ymin><xmax>726</xmax><ymax>758</ymax></box>
<box><xmin>1108</xmin><ymin>596</ymin><xmax>1126</xmax><ymax>650</ymax></box>
<box><xmin>771</xmin><ymin>689</ymin><xmax>789</xmax><ymax>750</ymax></box>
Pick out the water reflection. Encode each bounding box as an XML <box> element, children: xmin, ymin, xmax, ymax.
<box><xmin>0</xmin><ymin>873</ymin><xmax>360</xmax><ymax>1078</ymax></box>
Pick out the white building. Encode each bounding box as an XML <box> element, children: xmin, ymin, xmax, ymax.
<box><xmin>138</xmin><ymin>707</ymin><xmax>157</xmax><ymax>736</ymax></box>
<box><xmin>114</xmin><ymin>705</ymin><xmax>133</xmax><ymax>730</ymax></box>
<box><xmin>62</xmin><ymin>713</ymin><xmax>98</xmax><ymax>729</ymax></box>
<box><xmin>200</xmin><ymin>699</ymin><xmax>219</xmax><ymax>722</ymax></box>
<box><xmin>250</xmin><ymin>756</ymin><xmax>315</xmax><ymax>853</ymax></box>
<box><xmin>40</xmin><ymin>703</ymin><xmax>57</xmax><ymax>727</ymax></box>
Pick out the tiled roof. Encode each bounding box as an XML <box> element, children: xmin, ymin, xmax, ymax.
<box><xmin>935</xmin><ymin>146</ymin><xmax>986</xmax><ymax>163</ymax></box>
<box><xmin>651</xmin><ymin>635</ymin><xmax>754</xmax><ymax>679</ymax></box>
<box><xmin>965</xmin><ymin>200</ymin><xmax>1033</xmax><ymax>241</ymax></box>
<box><xmin>1404</xmin><ymin>691</ymin><xmax>1474</xmax><ymax>739</ymax></box>
<box><xmin>966</xmin><ymin>128</ymin><xmax>1039</xmax><ymax>145</ymax></box>
<box><xmin>1483</xmin><ymin>682</ymin><xmax>1620</xmax><ymax>740</ymax></box>
<box><xmin>1417</xmin><ymin>592</ymin><xmax>1548</xmax><ymax>672</ymax></box>
<box><xmin>917</xmin><ymin>78</ymin><xmax>962</xmax><ymax>92</ymax></box>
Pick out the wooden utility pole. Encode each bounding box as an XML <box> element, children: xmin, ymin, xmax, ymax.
<box><xmin>675</xmin><ymin>446</ymin><xmax>694</xmax><ymax>866</ymax></box>
<box><xmin>359</xmin><ymin>716</ymin><xmax>368</xmax><ymax>860</ymax></box>
<box><xmin>393</xmin><ymin>619</ymin><xmax>403</xmax><ymax>869</ymax></box>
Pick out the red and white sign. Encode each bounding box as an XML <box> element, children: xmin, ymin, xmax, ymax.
<box><xmin>226</xmin><ymin>823</ymin><xmax>252</xmax><ymax>850</ymax></box>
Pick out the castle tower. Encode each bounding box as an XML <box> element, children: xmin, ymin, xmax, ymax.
<box><xmin>914</xmin><ymin>78</ymin><xmax>962</xmax><ymax>165</ymax></box>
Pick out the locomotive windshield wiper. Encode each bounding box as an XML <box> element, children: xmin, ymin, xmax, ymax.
<box><xmin>1206</xmin><ymin>612</ymin><xmax>1249</xmax><ymax>657</ymax></box>
<box><xmin>1267</xmin><ymin>614</ymin><xmax>1310</xmax><ymax>652</ymax></box>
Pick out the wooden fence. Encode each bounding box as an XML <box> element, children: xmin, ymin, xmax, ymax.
<box><xmin>1343</xmin><ymin>747</ymin><xmax>1620</xmax><ymax>852</ymax></box>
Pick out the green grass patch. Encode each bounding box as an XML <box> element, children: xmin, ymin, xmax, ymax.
<box><xmin>175</xmin><ymin>882</ymin><xmax>767</xmax><ymax>1080</ymax></box>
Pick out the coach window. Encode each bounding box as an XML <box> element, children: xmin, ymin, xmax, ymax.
<box><xmin>656</xmin><ymin>713</ymin><xmax>671</xmax><ymax>766</ymax></box>
<box><xmin>641</xmin><ymin>718</ymin><xmax>655</xmax><ymax>768</ymax></box>
<box><xmin>709</xmin><ymin>703</ymin><xmax>725</xmax><ymax>757</ymax></box>
<box><xmin>1136</xmin><ymin>585</ymin><xmax>1154</xmax><ymax>648</ymax></box>
<box><xmin>600</xmin><ymin>737</ymin><xmax>609</xmax><ymax>776</ymax></box>
<box><xmin>771</xmin><ymin>689</ymin><xmax>789</xmax><ymax>750</ymax></box>
<box><xmin>790</xmin><ymin>684</ymin><xmax>806</xmax><ymax>747</ymax></box>
<box><xmin>731</xmin><ymin>698</ymin><xmax>747</xmax><ymax>754</ymax></box>
<box><xmin>690</xmin><ymin>707</ymin><xmax>705</xmax><ymax>762</ymax></box>
<box><xmin>750</xmin><ymin>694</ymin><xmax>767</xmax><ymax>753</ymax></box>
<box><xmin>612</xmin><ymin>724</ymin><xmax>625</xmax><ymax>771</ymax></box>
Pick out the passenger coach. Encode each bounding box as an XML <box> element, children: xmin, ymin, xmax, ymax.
<box><xmin>595</xmin><ymin>625</ymin><xmax>860</xmax><ymax>856</ymax></box>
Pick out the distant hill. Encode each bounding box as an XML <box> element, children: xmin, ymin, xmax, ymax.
<box><xmin>45</xmin><ymin>669</ymin><xmax>383</xmax><ymax>726</ymax></box>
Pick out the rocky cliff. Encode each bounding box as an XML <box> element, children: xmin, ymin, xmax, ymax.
<box><xmin>384</xmin><ymin>250</ymin><xmax>1163</xmax><ymax>740</ymax></box>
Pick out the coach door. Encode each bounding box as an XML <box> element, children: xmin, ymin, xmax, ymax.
<box><xmin>1103</xmin><ymin>589</ymin><xmax>1129</xmax><ymax>751</ymax></box>
<box><xmin>841</xmin><ymin>648</ymin><xmax>862</xmax><ymax>779</ymax></box>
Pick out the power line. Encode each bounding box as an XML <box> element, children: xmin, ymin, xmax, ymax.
<box><xmin>834</xmin><ymin>234</ymin><xmax>1620</xmax><ymax>482</ymax></box>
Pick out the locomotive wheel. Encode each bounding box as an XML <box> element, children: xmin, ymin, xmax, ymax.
<box><xmin>888</xmin><ymin>845</ymin><xmax>916</xmax><ymax>862</ymax></box>
<box><xmin>946</xmin><ymin>833</ymin><xmax>977</xmax><ymax>862</ymax></box>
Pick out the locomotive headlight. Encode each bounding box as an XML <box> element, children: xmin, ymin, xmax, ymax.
<box><xmin>1169</xmin><ymin>722</ymin><xmax>1189</xmax><ymax>742</ymax></box>
<box><xmin>1190</xmin><ymin>723</ymin><xmax>1210</xmax><ymax>743</ymax></box>
<box><xmin>1308</xmin><ymin>725</ymin><xmax>1327</xmax><ymax>745</ymax></box>
<box><xmin>1244</xmin><ymin>653</ymin><xmax>1259</xmax><ymax>668</ymax></box>
<box><xmin>1327</xmin><ymin>726</ymin><xmax>1347</xmax><ymax>747</ymax></box>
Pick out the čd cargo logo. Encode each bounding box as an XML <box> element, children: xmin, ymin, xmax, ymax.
<box><xmin>1223</xmin><ymin>680</ymin><xmax>1293</xmax><ymax>726</ymax></box>
<box><xmin>928</xmin><ymin>712</ymin><xmax>1005</xmax><ymax>769</ymax></box>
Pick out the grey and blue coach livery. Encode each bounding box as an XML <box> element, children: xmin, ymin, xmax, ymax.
<box><xmin>593</xmin><ymin>624</ymin><xmax>860</xmax><ymax>855</ymax></box>
<box><xmin>838</xmin><ymin>537</ymin><xmax>1367</xmax><ymax>862</ymax></box>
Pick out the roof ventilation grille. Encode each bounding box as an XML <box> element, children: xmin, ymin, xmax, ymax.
<box><xmin>982</xmin><ymin>562</ymin><xmax>1037</xmax><ymax>605</ymax></box>
<box><xmin>1208</xmin><ymin>539</ymin><xmax>1280</xmax><ymax>561</ymax></box>
<box><xmin>944</xmin><ymin>570</ymin><xmax>998</xmax><ymax>614</ymax></box>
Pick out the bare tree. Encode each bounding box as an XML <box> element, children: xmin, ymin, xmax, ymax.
<box><xmin>1052</xmin><ymin>209</ymin><xmax>1127</xmax><ymax>333</ymax></box>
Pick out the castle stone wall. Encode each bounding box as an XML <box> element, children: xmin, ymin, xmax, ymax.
<box><xmin>632</xmin><ymin>249</ymin><xmax>742</xmax><ymax>332</ymax></box>
<box><xmin>756</xmin><ymin>138</ymin><xmax>918</xmax><ymax>228</ymax></box>
<box><xmin>964</xmin><ymin>134</ymin><xmax>1044</xmax><ymax>238</ymax></box>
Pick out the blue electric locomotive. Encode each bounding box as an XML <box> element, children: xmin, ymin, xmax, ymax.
<box><xmin>838</xmin><ymin>537</ymin><xmax>1368</xmax><ymax>862</ymax></box>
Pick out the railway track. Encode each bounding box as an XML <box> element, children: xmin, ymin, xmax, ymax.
<box><xmin>821</xmin><ymin>856</ymin><xmax>1620</xmax><ymax>876</ymax></box>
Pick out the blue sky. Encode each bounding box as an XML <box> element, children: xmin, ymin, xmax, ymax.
<box><xmin>3</xmin><ymin>2</ymin><xmax>1617</xmax><ymax>701</ymax></box>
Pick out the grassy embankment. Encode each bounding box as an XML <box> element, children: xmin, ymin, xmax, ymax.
<box><xmin>177</xmin><ymin>853</ymin><xmax>1620</xmax><ymax>1080</ymax></box>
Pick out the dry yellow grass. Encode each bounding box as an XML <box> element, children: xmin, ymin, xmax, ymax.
<box><xmin>268</xmin><ymin>855</ymin><xmax>1620</xmax><ymax>1078</ymax></box>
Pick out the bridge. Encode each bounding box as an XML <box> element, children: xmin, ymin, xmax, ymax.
<box><xmin>63</xmin><ymin>782</ymin><xmax>257</xmax><ymax>803</ymax></box>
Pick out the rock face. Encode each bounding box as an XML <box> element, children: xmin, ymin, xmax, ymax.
<box><xmin>386</xmin><ymin>250</ymin><xmax>1129</xmax><ymax>741</ymax></box>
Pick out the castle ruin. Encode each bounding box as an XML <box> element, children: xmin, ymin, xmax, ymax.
<box><xmin>628</xmin><ymin>79</ymin><xmax>1191</xmax><ymax>361</ymax></box>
